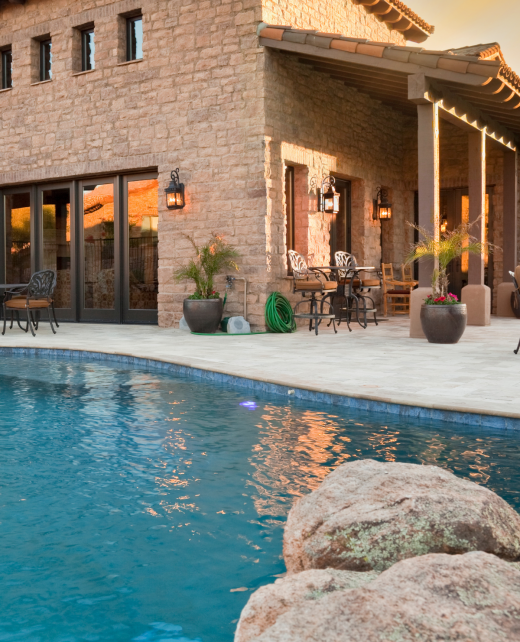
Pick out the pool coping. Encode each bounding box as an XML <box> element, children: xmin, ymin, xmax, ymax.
<box><xmin>1</xmin><ymin>345</ymin><xmax>519</xmax><ymax>431</ymax></box>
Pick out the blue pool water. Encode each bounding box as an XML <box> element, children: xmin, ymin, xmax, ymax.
<box><xmin>1</xmin><ymin>355</ymin><xmax>520</xmax><ymax>642</ymax></box>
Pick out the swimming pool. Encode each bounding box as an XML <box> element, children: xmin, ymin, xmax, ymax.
<box><xmin>1</xmin><ymin>354</ymin><xmax>519</xmax><ymax>642</ymax></box>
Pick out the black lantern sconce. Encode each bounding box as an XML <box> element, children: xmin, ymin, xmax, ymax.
<box><xmin>165</xmin><ymin>169</ymin><xmax>185</xmax><ymax>210</ymax></box>
<box><xmin>373</xmin><ymin>187</ymin><xmax>392</xmax><ymax>221</ymax></box>
<box><xmin>318</xmin><ymin>176</ymin><xmax>340</xmax><ymax>214</ymax></box>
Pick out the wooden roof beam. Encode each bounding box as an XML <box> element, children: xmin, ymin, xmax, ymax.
<box><xmin>408</xmin><ymin>73</ymin><xmax>517</xmax><ymax>150</ymax></box>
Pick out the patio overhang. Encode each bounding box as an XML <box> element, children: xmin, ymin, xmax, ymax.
<box><xmin>258</xmin><ymin>25</ymin><xmax>520</xmax><ymax>150</ymax></box>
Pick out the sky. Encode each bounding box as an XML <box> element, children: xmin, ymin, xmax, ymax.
<box><xmin>406</xmin><ymin>0</ymin><xmax>520</xmax><ymax>70</ymax></box>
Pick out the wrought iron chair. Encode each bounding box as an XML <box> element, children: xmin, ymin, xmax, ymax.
<box><xmin>288</xmin><ymin>250</ymin><xmax>337</xmax><ymax>335</ymax></box>
<box><xmin>2</xmin><ymin>270</ymin><xmax>57</xmax><ymax>337</ymax></box>
<box><xmin>335</xmin><ymin>251</ymin><xmax>379</xmax><ymax>328</ymax></box>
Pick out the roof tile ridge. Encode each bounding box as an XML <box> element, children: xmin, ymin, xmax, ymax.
<box><xmin>384</xmin><ymin>0</ymin><xmax>434</xmax><ymax>34</ymax></box>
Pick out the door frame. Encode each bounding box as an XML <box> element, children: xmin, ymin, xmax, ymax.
<box><xmin>78</xmin><ymin>176</ymin><xmax>121</xmax><ymax>323</ymax></box>
<box><xmin>122</xmin><ymin>172</ymin><xmax>159</xmax><ymax>325</ymax></box>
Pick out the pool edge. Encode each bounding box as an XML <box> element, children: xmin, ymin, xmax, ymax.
<box><xmin>0</xmin><ymin>346</ymin><xmax>517</xmax><ymax>430</ymax></box>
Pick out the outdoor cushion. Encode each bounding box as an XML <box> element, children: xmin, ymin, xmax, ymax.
<box><xmin>386</xmin><ymin>289</ymin><xmax>410</xmax><ymax>296</ymax></box>
<box><xmin>5</xmin><ymin>299</ymin><xmax>51</xmax><ymax>309</ymax></box>
<box><xmin>295</xmin><ymin>280</ymin><xmax>337</xmax><ymax>291</ymax></box>
<box><xmin>339</xmin><ymin>278</ymin><xmax>361</xmax><ymax>287</ymax></box>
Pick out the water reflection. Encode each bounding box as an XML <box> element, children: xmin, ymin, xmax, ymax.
<box><xmin>1</xmin><ymin>356</ymin><xmax>520</xmax><ymax>642</ymax></box>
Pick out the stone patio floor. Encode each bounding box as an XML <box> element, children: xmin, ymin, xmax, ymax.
<box><xmin>0</xmin><ymin>316</ymin><xmax>519</xmax><ymax>419</ymax></box>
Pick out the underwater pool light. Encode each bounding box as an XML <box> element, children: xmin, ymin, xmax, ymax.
<box><xmin>240</xmin><ymin>401</ymin><xmax>258</xmax><ymax>409</ymax></box>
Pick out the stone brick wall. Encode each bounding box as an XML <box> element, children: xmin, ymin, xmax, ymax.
<box><xmin>262</xmin><ymin>0</ymin><xmax>407</xmax><ymax>45</ymax></box>
<box><xmin>0</xmin><ymin>0</ymin><xmax>268</xmax><ymax>328</ymax></box>
<box><xmin>262</xmin><ymin>49</ymin><xmax>411</xmax><ymax>312</ymax></box>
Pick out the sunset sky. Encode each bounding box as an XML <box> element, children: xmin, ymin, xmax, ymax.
<box><xmin>407</xmin><ymin>0</ymin><xmax>520</xmax><ymax>70</ymax></box>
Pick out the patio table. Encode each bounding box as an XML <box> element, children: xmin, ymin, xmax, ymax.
<box><xmin>310</xmin><ymin>266</ymin><xmax>378</xmax><ymax>328</ymax></box>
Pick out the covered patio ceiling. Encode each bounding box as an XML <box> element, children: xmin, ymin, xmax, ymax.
<box><xmin>259</xmin><ymin>25</ymin><xmax>520</xmax><ymax>149</ymax></box>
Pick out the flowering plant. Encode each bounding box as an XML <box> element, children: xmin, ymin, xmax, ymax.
<box><xmin>406</xmin><ymin>219</ymin><xmax>494</xmax><ymax>300</ymax></box>
<box><xmin>175</xmin><ymin>233</ymin><xmax>239</xmax><ymax>299</ymax></box>
<box><xmin>424</xmin><ymin>293</ymin><xmax>459</xmax><ymax>306</ymax></box>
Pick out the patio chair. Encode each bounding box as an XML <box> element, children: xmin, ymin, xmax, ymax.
<box><xmin>335</xmin><ymin>251</ymin><xmax>380</xmax><ymax>327</ymax></box>
<box><xmin>401</xmin><ymin>264</ymin><xmax>419</xmax><ymax>288</ymax></box>
<box><xmin>381</xmin><ymin>263</ymin><xmax>413</xmax><ymax>316</ymax></box>
<box><xmin>288</xmin><ymin>250</ymin><xmax>337</xmax><ymax>335</ymax></box>
<box><xmin>2</xmin><ymin>270</ymin><xmax>57</xmax><ymax>337</ymax></box>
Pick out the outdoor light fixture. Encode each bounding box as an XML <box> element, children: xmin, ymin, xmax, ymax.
<box><xmin>373</xmin><ymin>187</ymin><xmax>392</xmax><ymax>221</ymax></box>
<box><xmin>440</xmin><ymin>217</ymin><xmax>448</xmax><ymax>234</ymax></box>
<box><xmin>319</xmin><ymin>176</ymin><xmax>340</xmax><ymax>214</ymax></box>
<box><xmin>165</xmin><ymin>168</ymin><xmax>185</xmax><ymax>210</ymax></box>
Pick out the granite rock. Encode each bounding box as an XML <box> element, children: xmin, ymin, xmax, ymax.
<box><xmin>284</xmin><ymin>459</ymin><xmax>520</xmax><ymax>573</ymax></box>
<box><xmin>248</xmin><ymin>552</ymin><xmax>520</xmax><ymax>641</ymax></box>
<box><xmin>235</xmin><ymin>568</ymin><xmax>378</xmax><ymax>642</ymax></box>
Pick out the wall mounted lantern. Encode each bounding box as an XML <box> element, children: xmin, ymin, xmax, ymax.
<box><xmin>440</xmin><ymin>217</ymin><xmax>448</xmax><ymax>234</ymax></box>
<box><xmin>165</xmin><ymin>169</ymin><xmax>185</xmax><ymax>210</ymax></box>
<box><xmin>318</xmin><ymin>176</ymin><xmax>340</xmax><ymax>214</ymax></box>
<box><xmin>373</xmin><ymin>187</ymin><xmax>392</xmax><ymax>221</ymax></box>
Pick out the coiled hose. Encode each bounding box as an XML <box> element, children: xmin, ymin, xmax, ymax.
<box><xmin>265</xmin><ymin>292</ymin><xmax>296</xmax><ymax>333</ymax></box>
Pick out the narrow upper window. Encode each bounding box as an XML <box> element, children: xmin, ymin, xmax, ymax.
<box><xmin>40</xmin><ymin>39</ymin><xmax>52</xmax><ymax>81</ymax></box>
<box><xmin>1</xmin><ymin>48</ymin><xmax>12</xmax><ymax>89</ymax></box>
<box><xmin>126</xmin><ymin>15</ymin><xmax>143</xmax><ymax>61</ymax></box>
<box><xmin>81</xmin><ymin>28</ymin><xmax>95</xmax><ymax>71</ymax></box>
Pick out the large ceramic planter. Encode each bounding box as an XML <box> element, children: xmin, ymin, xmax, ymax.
<box><xmin>183</xmin><ymin>298</ymin><xmax>223</xmax><ymax>334</ymax></box>
<box><xmin>420</xmin><ymin>304</ymin><xmax>467</xmax><ymax>344</ymax></box>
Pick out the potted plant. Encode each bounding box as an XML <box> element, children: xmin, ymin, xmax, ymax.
<box><xmin>406</xmin><ymin>221</ymin><xmax>491</xmax><ymax>344</ymax></box>
<box><xmin>175</xmin><ymin>233</ymin><xmax>239</xmax><ymax>333</ymax></box>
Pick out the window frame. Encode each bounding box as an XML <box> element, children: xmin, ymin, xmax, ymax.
<box><xmin>1</xmin><ymin>47</ymin><xmax>13</xmax><ymax>90</ymax></box>
<box><xmin>126</xmin><ymin>15</ymin><xmax>143</xmax><ymax>62</ymax></box>
<box><xmin>81</xmin><ymin>28</ymin><xmax>95</xmax><ymax>72</ymax></box>
<box><xmin>39</xmin><ymin>39</ymin><xmax>52</xmax><ymax>82</ymax></box>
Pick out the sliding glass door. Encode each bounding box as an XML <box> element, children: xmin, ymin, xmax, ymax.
<box><xmin>1</xmin><ymin>188</ymin><xmax>33</xmax><ymax>285</ymax></box>
<box><xmin>123</xmin><ymin>174</ymin><xmax>159</xmax><ymax>324</ymax></box>
<box><xmin>79</xmin><ymin>178</ymin><xmax>120</xmax><ymax>322</ymax></box>
<box><xmin>39</xmin><ymin>183</ymin><xmax>75</xmax><ymax>320</ymax></box>
<box><xmin>1</xmin><ymin>173</ymin><xmax>159</xmax><ymax>324</ymax></box>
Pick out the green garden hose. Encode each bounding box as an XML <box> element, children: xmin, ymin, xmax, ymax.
<box><xmin>265</xmin><ymin>292</ymin><xmax>296</xmax><ymax>333</ymax></box>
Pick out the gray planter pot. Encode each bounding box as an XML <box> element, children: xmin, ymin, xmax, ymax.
<box><xmin>420</xmin><ymin>304</ymin><xmax>467</xmax><ymax>344</ymax></box>
<box><xmin>183</xmin><ymin>298</ymin><xmax>223</xmax><ymax>334</ymax></box>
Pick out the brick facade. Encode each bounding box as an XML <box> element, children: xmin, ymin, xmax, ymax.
<box><xmin>0</xmin><ymin>0</ymin><xmax>516</xmax><ymax>326</ymax></box>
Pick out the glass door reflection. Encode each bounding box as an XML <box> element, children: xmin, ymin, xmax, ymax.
<box><xmin>4</xmin><ymin>192</ymin><xmax>32</xmax><ymax>284</ymax></box>
<box><xmin>42</xmin><ymin>188</ymin><xmax>72</xmax><ymax>312</ymax></box>
<box><xmin>123</xmin><ymin>175</ymin><xmax>158</xmax><ymax>323</ymax></box>
<box><xmin>81</xmin><ymin>180</ymin><xmax>119</xmax><ymax>321</ymax></box>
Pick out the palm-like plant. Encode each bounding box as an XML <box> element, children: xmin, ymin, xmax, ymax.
<box><xmin>406</xmin><ymin>220</ymin><xmax>490</xmax><ymax>299</ymax></box>
<box><xmin>175</xmin><ymin>233</ymin><xmax>239</xmax><ymax>299</ymax></box>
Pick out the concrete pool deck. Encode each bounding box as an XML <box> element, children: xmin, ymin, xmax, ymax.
<box><xmin>0</xmin><ymin>316</ymin><xmax>519</xmax><ymax>424</ymax></box>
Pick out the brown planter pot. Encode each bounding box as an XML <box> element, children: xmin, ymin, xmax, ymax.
<box><xmin>420</xmin><ymin>304</ymin><xmax>467</xmax><ymax>344</ymax></box>
<box><xmin>183</xmin><ymin>298</ymin><xmax>223</xmax><ymax>334</ymax></box>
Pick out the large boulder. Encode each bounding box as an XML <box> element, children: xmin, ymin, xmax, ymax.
<box><xmin>246</xmin><ymin>552</ymin><xmax>520</xmax><ymax>642</ymax></box>
<box><xmin>284</xmin><ymin>459</ymin><xmax>520</xmax><ymax>573</ymax></box>
<box><xmin>235</xmin><ymin>568</ymin><xmax>378</xmax><ymax>642</ymax></box>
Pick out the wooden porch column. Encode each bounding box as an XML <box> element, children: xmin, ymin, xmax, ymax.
<box><xmin>410</xmin><ymin>102</ymin><xmax>440</xmax><ymax>338</ymax></box>
<box><xmin>461</xmin><ymin>130</ymin><xmax>490</xmax><ymax>325</ymax></box>
<box><xmin>497</xmin><ymin>149</ymin><xmax>518</xmax><ymax>316</ymax></box>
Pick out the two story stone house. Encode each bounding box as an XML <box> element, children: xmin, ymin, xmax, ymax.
<box><xmin>1</xmin><ymin>0</ymin><xmax>518</xmax><ymax>330</ymax></box>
